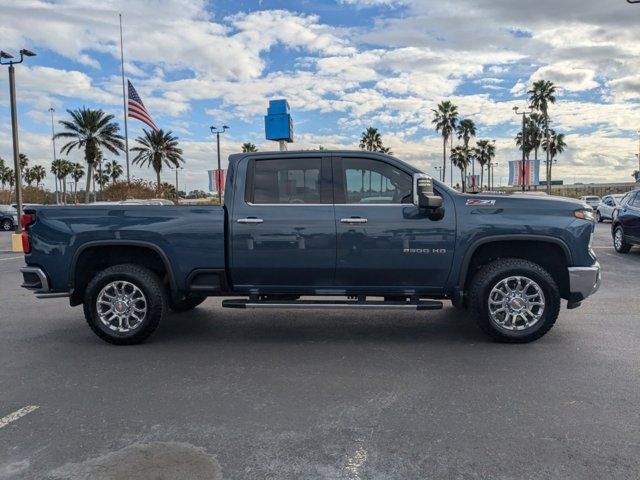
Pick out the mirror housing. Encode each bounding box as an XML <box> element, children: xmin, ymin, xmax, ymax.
<box><xmin>413</xmin><ymin>173</ymin><xmax>443</xmax><ymax>210</ymax></box>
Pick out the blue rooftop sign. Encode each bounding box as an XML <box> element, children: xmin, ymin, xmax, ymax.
<box><xmin>265</xmin><ymin>99</ymin><xmax>293</xmax><ymax>143</ymax></box>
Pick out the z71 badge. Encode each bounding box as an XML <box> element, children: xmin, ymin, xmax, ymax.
<box><xmin>465</xmin><ymin>199</ymin><xmax>496</xmax><ymax>206</ymax></box>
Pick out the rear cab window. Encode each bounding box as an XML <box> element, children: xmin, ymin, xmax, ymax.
<box><xmin>245</xmin><ymin>157</ymin><xmax>331</xmax><ymax>204</ymax></box>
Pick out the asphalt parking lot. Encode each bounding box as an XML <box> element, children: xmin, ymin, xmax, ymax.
<box><xmin>1</xmin><ymin>222</ymin><xmax>639</xmax><ymax>480</ymax></box>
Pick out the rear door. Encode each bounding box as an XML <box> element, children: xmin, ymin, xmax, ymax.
<box><xmin>332</xmin><ymin>155</ymin><xmax>455</xmax><ymax>294</ymax></box>
<box><xmin>230</xmin><ymin>154</ymin><xmax>336</xmax><ymax>291</ymax></box>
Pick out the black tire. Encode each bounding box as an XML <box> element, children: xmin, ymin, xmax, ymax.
<box><xmin>170</xmin><ymin>296</ymin><xmax>206</xmax><ymax>312</ymax></box>
<box><xmin>596</xmin><ymin>211</ymin><xmax>602</xmax><ymax>223</ymax></box>
<box><xmin>83</xmin><ymin>264</ymin><xmax>167</xmax><ymax>345</ymax></box>
<box><xmin>469</xmin><ymin>258</ymin><xmax>560</xmax><ymax>343</ymax></box>
<box><xmin>1</xmin><ymin>218</ymin><xmax>13</xmax><ymax>231</ymax></box>
<box><xmin>613</xmin><ymin>226</ymin><xmax>632</xmax><ymax>253</ymax></box>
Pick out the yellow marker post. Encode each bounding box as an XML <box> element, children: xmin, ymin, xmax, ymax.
<box><xmin>11</xmin><ymin>233</ymin><xmax>23</xmax><ymax>253</ymax></box>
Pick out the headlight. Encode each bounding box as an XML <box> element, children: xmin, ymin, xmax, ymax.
<box><xmin>574</xmin><ymin>209</ymin><xmax>594</xmax><ymax>221</ymax></box>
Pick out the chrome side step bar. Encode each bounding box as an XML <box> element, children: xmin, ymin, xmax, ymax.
<box><xmin>222</xmin><ymin>299</ymin><xmax>443</xmax><ymax>310</ymax></box>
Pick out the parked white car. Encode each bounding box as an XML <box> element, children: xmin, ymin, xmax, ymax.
<box><xmin>596</xmin><ymin>194</ymin><xmax>625</xmax><ymax>222</ymax></box>
<box><xmin>579</xmin><ymin>195</ymin><xmax>601</xmax><ymax>209</ymax></box>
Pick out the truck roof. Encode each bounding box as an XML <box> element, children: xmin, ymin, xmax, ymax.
<box><xmin>228</xmin><ymin>150</ymin><xmax>420</xmax><ymax>173</ymax></box>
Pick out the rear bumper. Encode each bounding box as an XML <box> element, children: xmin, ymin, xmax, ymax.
<box><xmin>568</xmin><ymin>262</ymin><xmax>601</xmax><ymax>301</ymax></box>
<box><xmin>20</xmin><ymin>266</ymin><xmax>70</xmax><ymax>299</ymax></box>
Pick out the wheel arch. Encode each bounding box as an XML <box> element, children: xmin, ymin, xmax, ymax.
<box><xmin>70</xmin><ymin>240</ymin><xmax>178</xmax><ymax>306</ymax></box>
<box><xmin>459</xmin><ymin>235</ymin><xmax>573</xmax><ymax>299</ymax></box>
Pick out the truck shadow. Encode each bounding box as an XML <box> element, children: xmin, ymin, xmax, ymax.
<box><xmin>154</xmin><ymin>306</ymin><xmax>490</xmax><ymax>345</ymax></box>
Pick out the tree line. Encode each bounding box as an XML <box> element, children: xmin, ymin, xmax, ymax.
<box><xmin>0</xmin><ymin>107</ymin><xmax>185</xmax><ymax>204</ymax></box>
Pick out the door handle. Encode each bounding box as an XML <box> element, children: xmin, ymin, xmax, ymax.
<box><xmin>340</xmin><ymin>217</ymin><xmax>368</xmax><ymax>224</ymax></box>
<box><xmin>237</xmin><ymin>217</ymin><xmax>264</xmax><ymax>224</ymax></box>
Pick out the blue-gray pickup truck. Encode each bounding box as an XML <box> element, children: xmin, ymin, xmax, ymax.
<box><xmin>19</xmin><ymin>151</ymin><xmax>600</xmax><ymax>345</ymax></box>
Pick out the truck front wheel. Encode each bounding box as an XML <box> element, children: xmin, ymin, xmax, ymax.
<box><xmin>469</xmin><ymin>258</ymin><xmax>560</xmax><ymax>343</ymax></box>
<box><xmin>83</xmin><ymin>264</ymin><xmax>168</xmax><ymax>345</ymax></box>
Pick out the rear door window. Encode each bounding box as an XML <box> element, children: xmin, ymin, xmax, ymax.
<box><xmin>247</xmin><ymin>157</ymin><xmax>330</xmax><ymax>204</ymax></box>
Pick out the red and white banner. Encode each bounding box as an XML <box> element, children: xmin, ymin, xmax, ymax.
<box><xmin>208</xmin><ymin>169</ymin><xmax>226</xmax><ymax>193</ymax></box>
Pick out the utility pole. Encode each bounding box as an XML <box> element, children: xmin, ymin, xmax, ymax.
<box><xmin>49</xmin><ymin>107</ymin><xmax>58</xmax><ymax>204</ymax></box>
<box><xmin>210</xmin><ymin>125</ymin><xmax>229</xmax><ymax>204</ymax></box>
<box><xmin>1</xmin><ymin>49</ymin><xmax>36</xmax><ymax>235</ymax></box>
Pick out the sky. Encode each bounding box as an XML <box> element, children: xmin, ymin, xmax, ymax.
<box><xmin>1</xmin><ymin>0</ymin><xmax>640</xmax><ymax>192</ymax></box>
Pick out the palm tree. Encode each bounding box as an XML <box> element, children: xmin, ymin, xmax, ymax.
<box><xmin>456</xmin><ymin>118</ymin><xmax>477</xmax><ymax>189</ymax></box>
<box><xmin>104</xmin><ymin>160</ymin><xmax>123</xmax><ymax>183</ymax></box>
<box><xmin>528</xmin><ymin>80</ymin><xmax>557</xmax><ymax>193</ymax></box>
<box><xmin>3</xmin><ymin>168</ymin><xmax>15</xmax><ymax>189</ymax></box>
<box><xmin>0</xmin><ymin>158</ymin><xmax>6</xmax><ymax>190</ymax></box>
<box><xmin>515</xmin><ymin>128</ymin><xmax>535</xmax><ymax>161</ymax></box>
<box><xmin>131</xmin><ymin>129</ymin><xmax>184</xmax><ymax>191</ymax></box>
<box><xmin>54</xmin><ymin>107</ymin><xmax>124</xmax><ymax>202</ymax></box>
<box><xmin>379</xmin><ymin>146</ymin><xmax>393</xmax><ymax>155</ymax></box>
<box><xmin>241</xmin><ymin>142</ymin><xmax>258</xmax><ymax>153</ymax></box>
<box><xmin>31</xmin><ymin>165</ymin><xmax>47</xmax><ymax>188</ymax></box>
<box><xmin>22</xmin><ymin>168</ymin><xmax>33</xmax><ymax>186</ymax></box>
<box><xmin>527</xmin><ymin>113</ymin><xmax>545</xmax><ymax>162</ymax></box>
<box><xmin>359</xmin><ymin>127</ymin><xmax>384</xmax><ymax>152</ymax></box>
<box><xmin>451</xmin><ymin>145</ymin><xmax>470</xmax><ymax>192</ymax></box>
<box><xmin>93</xmin><ymin>170</ymin><xmax>110</xmax><ymax>190</ymax></box>
<box><xmin>474</xmin><ymin>140</ymin><xmax>496</xmax><ymax>191</ymax></box>
<box><xmin>542</xmin><ymin>130</ymin><xmax>566</xmax><ymax>189</ymax></box>
<box><xmin>432</xmin><ymin>101</ymin><xmax>458</xmax><ymax>184</ymax></box>
<box><xmin>71</xmin><ymin>163</ymin><xmax>85</xmax><ymax>203</ymax></box>
<box><xmin>18</xmin><ymin>153</ymin><xmax>28</xmax><ymax>172</ymax></box>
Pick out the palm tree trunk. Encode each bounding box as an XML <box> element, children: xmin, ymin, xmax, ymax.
<box><xmin>62</xmin><ymin>177</ymin><xmax>67</xmax><ymax>205</ymax></box>
<box><xmin>157</xmin><ymin>171</ymin><xmax>161</xmax><ymax>194</ymax></box>
<box><xmin>480</xmin><ymin>167</ymin><xmax>484</xmax><ymax>192</ymax></box>
<box><xmin>545</xmin><ymin>117</ymin><xmax>551</xmax><ymax>194</ymax></box>
<box><xmin>442</xmin><ymin>137</ymin><xmax>446</xmax><ymax>183</ymax></box>
<box><xmin>85</xmin><ymin>163</ymin><xmax>93</xmax><ymax>203</ymax></box>
<box><xmin>460</xmin><ymin>169</ymin><xmax>465</xmax><ymax>192</ymax></box>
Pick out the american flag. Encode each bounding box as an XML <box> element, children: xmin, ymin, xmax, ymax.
<box><xmin>128</xmin><ymin>80</ymin><xmax>158</xmax><ymax>131</ymax></box>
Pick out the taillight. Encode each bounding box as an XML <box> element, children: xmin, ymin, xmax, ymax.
<box><xmin>21</xmin><ymin>213</ymin><xmax>34</xmax><ymax>254</ymax></box>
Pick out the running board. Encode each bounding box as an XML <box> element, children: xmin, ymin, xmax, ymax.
<box><xmin>222</xmin><ymin>299</ymin><xmax>443</xmax><ymax>310</ymax></box>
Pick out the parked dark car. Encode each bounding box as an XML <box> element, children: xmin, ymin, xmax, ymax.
<box><xmin>0</xmin><ymin>205</ymin><xmax>18</xmax><ymax>231</ymax></box>
<box><xmin>612</xmin><ymin>188</ymin><xmax>640</xmax><ymax>253</ymax></box>
<box><xmin>19</xmin><ymin>151</ymin><xmax>600</xmax><ymax>345</ymax></box>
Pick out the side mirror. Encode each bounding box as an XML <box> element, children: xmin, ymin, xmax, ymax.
<box><xmin>413</xmin><ymin>173</ymin><xmax>443</xmax><ymax>210</ymax></box>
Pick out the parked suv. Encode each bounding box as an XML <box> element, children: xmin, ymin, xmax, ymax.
<box><xmin>612</xmin><ymin>189</ymin><xmax>640</xmax><ymax>253</ymax></box>
<box><xmin>579</xmin><ymin>196</ymin><xmax>601</xmax><ymax>209</ymax></box>
<box><xmin>0</xmin><ymin>205</ymin><xmax>18</xmax><ymax>231</ymax></box>
<box><xmin>596</xmin><ymin>194</ymin><xmax>625</xmax><ymax>222</ymax></box>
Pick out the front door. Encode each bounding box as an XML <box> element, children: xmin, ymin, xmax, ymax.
<box><xmin>230</xmin><ymin>155</ymin><xmax>335</xmax><ymax>291</ymax></box>
<box><xmin>333</xmin><ymin>155</ymin><xmax>456</xmax><ymax>294</ymax></box>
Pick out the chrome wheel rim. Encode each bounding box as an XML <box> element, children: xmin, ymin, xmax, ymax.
<box><xmin>96</xmin><ymin>281</ymin><xmax>147</xmax><ymax>333</ymax></box>
<box><xmin>614</xmin><ymin>229</ymin><xmax>623</xmax><ymax>250</ymax></box>
<box><xmin>1</xmin><ymin>220</ymin><xmax>11</xmax><ymax>231</ymax></box>
<box><xmin>488</xmin><ymin>276</ymin><xmax>545</xmax><ymax>331</ymax></box>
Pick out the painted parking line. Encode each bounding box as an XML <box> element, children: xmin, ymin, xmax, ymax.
<box><xmin>0</xmin><ymin>256</ymin><xmax>22</xmax><ymax>262</ymax></box>
<box><xmin>0</xmin><ymin>406</ymin><xmax>39</xmax><ymax>429</ymax></box>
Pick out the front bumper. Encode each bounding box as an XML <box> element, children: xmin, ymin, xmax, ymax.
<box><xmin>568</xmin><ymin>261</ymin><xmax>601</xmax><ymax>301</ymax></box>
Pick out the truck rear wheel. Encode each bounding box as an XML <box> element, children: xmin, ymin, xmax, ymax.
<box><xmin>83</xmin><ymin>264</ymin><xmax>167</xmax><ymax>345</ymax></box>
<box><xmin>469</xmin><ymin>258</ymin><xmax>560</xmax><ymax>343</ymax></box>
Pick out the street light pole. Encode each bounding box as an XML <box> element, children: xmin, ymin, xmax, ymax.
<box><xmin>513</xmin><ymin>106</ymin><xmax>533</xmax><ymax>193</ymax></box>
<box><xmin>1</xmin><ymin>49</ymin><xmax>36</xmax><ymax>234</ymax></box>
<box><xmin>210</xmin><ymin>125</ymin><xmax>229</xmax><ymax>205</ymax></box>
<box><xmin>49</xmin><ymin>107</ymin><xmax>58</xmax><ymax>204</ymax></box>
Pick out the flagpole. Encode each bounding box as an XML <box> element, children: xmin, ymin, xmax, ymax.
<box><xmin>119</xmin><ymin>13</ymin><xmax>130</xmax><ymax>183</ymax></box>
